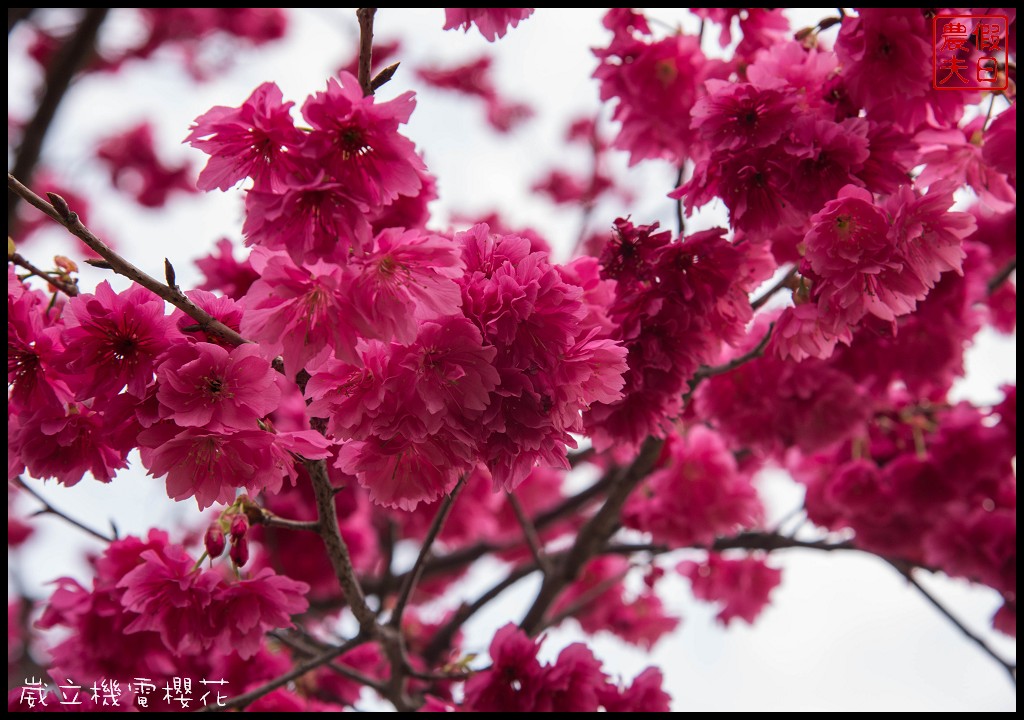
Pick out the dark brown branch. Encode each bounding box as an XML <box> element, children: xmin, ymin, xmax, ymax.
<box><xmin>356</xmin><ymin>8</ymin><xmax>377</xmax><ymax>96</ymax></box>
<box><xmin>987</xmin><ymin>256</ymin><xmax>1016</xmax><ymax>294</ymax></box>
<box><xmin>14</xmin><ymin>476</ymin><xmax>112</xmax><ymax>543</ymax></box>
<box><xmin>305</xmin><ymin>458</ymin><xmax>377</xmax><ymax>635</ymax></box>
<box><xmin>389</xmin><ymin>476</ymin><xmax>466</xmax><ymax>629</ymax></box>
<box><xmin>270</xmin><ymin>630</ymin><xmax>386</xmax><ymax>694</ymax></box>
<box><xmin>199</xmin><ymin>633</ymin><xmax>367</xmax><ymax>712</ymax></box>
<box><xmin>259</xmin><ymin>512</ymin><xmax>320</xmax><ymax>533</ymax></box>
<box><xmin>751</xmin><ymin>265</ymin><xmax>797</xmax><ymax>310</ymax></box>
<box><xmin>506</xmin><ymin>490</ymin><xmax>551</xmax><ymax>574</ymax></box>
<box><xmin>9</xmin><ymin>252</ymin><xmax>79</xmax><ymax>296</ymax></box>
<box><xmin>685</xmin><ymin>322</ymin><xmax>774</xmax><ymax>402</ymax></box>
<box><xmin>520</xmin><ymin>435</ymin><xmax>664</xmax><ymax>635</ymax></box>
<box><xmin>8</xmin><ymin>174</ymin><xmax>249</xmax><ymax>347</ymax></box>
<box><xmin>887</xmin><ymin>560</ymin><xmax>1017</xmax><ymax>685</ymax></box>
<box><xmin>8</xmin><ymin>8</ymin><xmax>109</xmax><ymax>234</ymax></box>
<box><xmin>674</xmin><ymin>164</ymin><xmax>686</xmax><ymax>236</ymax></box>
<box><xmin>422</xmin><ymin>564</ymin><xmax>537</xmax><ymax>665</ymax></box>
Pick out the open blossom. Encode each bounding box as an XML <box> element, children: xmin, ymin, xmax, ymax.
<box><xmin>301</xmin><ymin>73</ymin><xmax>425</xmax><ymax>207</ymax></box>
<box><xmin>623</xmin><ymin>427</ymin><xmax>763</xmax><ymax>547</ymax></box>
<box><xmin>679</xmin><ymin>554</ymin><xmax>783</xmax><ymax>626</ymax></box>
<box><xmin>195</xmin><ymin>238</ymin><xmax>260</xmax><ymax>300</ymax></box>
<box><xmin>156</xmin><ymin>342</ymin><xmax>280</xmax><ymax>430</ymax></box>
<box><xmin>691</xmin><ymin>80</ymin><xmax>795</xmax><ymax>152</ymax></box>
<box><xmin>186</xmin><ymin>80</ymin><xmax>304</xmax><ymax>192</ymax></box>
<box><xmin>209</xmin><ymin>568</ymin><xmax>309</xmax><ymax>659</ymax></box>
<box><xmin>138</xmin><ymin>422</ymin><xmax>330</xmax><ymax>509</ymax></box>
<box><xmin>443</xmin><ymin>8</ymin><xmax>534</xmax><ymax>41</ymax></box>
<box><xmin>97</xmin><ymin>122</ymin><xmax>195</xmax><ymax>207</ymax></box>
<box><xmin>241</xmin><ymin>250</ymin><xmax>358</xmax><ymax>374</ymax></box>
<box><xmin>60</xmin><ymin>281</ymin><xmax>176</xmax><ymax>399</ymax></box>
<box><xmin>348</xmin><ymin>228</ymin><xmax>464</xmax><ymax>344</ymax></box>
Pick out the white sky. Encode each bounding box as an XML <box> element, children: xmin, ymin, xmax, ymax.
<box><xmin>8</xmin><ymin>8</ymin><xmax>1016</xmax><ymax>711</ymax></box>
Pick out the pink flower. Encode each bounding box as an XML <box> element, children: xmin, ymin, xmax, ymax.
<box><xmin>348</xmin><ymin>228</ymin><xmax>464</xmax><ymax>344</ymax></box>
<box><xmin>156</xmin><ymin>342</ymin><xmax>280</xmax><ymax>430</ymax></box>
<box><xmin>96</xmin><ymin>122</ymin><xmax>195</xmax><ymax>207</ymax></box>
<box><xmin>61</xmin><ymin>281</ymin><xmax>176</xmax><ymax>399</ymax></box>
<box><xmin>305</xmin><ymin>342</ymin><xmax>394</xmax><ymax>440</ymax></box>
<box><xmin>691</xmin><ymin>80</ymin><xmax>795</xmax><ymax>152</ymax></box>
<box><xmin>138</xmin><ymin>422</ymin><xmax>329</xmax><ymax>509</ymax></box>
<box><xmin>598</xmin><ymin>667</ymin><xmax>672</xmax><ymax>712</ymax></box>
<box><xmin>242</xmin><ymin>173</ymin><xmax>371</xmax><ymax>265</ymax></box>
<box><xmin>463</xmin><ymin>623</ymin><xmax>548</xmax><ymax>712</ymax></box>
<box><xmin>917</xmin><ymin>119</ymin><xmax>1015</xmax><ymax>212</ymax></box>
<box><xmin>195</xmin><ymin>238</ymin><xmax>260</xmax><ymax>300</ymax></box>
<box><xmin>772</xmin><ymin>302</ymin><xmax>852</xmax><ymax>362</ymax></box>
<box><xmin>594</xmin><ymin>17</ymin><xmax>708</xmax><ymax>164</ymax></box>
<box><xmin>171</xmin><ymin>288</ymin><xmax>246</xmax><ymax>347</ymax></box>
<box><xmin>7</xmin><ymin>274</ymin><xmax>73</xmax><ymax>414</ymax></box>
<box><xmin>186</xmin><ymin>81</ymin><xmax>304</xmax><ymax>192</ymax></box>
<box><xmin>443</xmin><ymin>8</ymin><xmax>534</xmax><ymax>41</ymax></box>
<box><xmin>336</xmin><ymin>435</ymin><xmax>469</xmax><ymax>511</ymax></box>
<box><xmin>241</xmin><ymin>250</ymin><xmax>359</xmax><ymax>374</ymax></box>
<box><xmin>301</xmin><ymin>73</ymin><xmax>425</xmax><ymax>207</ymax></box>
<box><xmin>678</xmin><ymin>554</ymin><xmax>783</xmax><ymax>626</ymax></box>
<box><xmin>210</xmin><ymin>568</ymin><xmax>309</xmax><ymax>659</ymax></box>
<box><xmin>623</xmin><ymin>427</ymin><xmax>763</xmax><ymax>547</ymax></box>
<box><xmin>117</xmin><ymin>546</ymin><xmax>220</xmax><ymax>655</ymax></box>
<box><xmin>982</xmin><ymin>105</ymin><xmax>1016</xmax><ymax>187</ymax></box>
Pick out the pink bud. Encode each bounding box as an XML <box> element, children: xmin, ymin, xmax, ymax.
<box><xmin>204</xmin><ymin>524</ymin><xmax>226</xmax><ymax>558</ymax></box>
<box><xmin>229</xmin><ymin>536</ymin><xmax>250</xmax><ymax>567</ymax></box>
<box><xmin>229</xmin><ymin>514</ymin><xmax>249</xmax><ymax>540</ymax></box>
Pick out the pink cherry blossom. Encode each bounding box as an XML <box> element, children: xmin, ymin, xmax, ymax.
<box><xmin>443</xmin><ymin>8</ymin><xmax>534</xmax><ymax>41</ymax></box>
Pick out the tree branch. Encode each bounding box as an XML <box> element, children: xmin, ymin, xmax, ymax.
<box><xmin>14</xmin><ymin>476</ymin><xmax>113</xmax><ymax>544</ymax></box>
<box><xmin>685</xmin><ymin>322</ymin><xmax>775</xmax><ymax>402</ymax></box>
<box><xmin>356</xmin><ymin>8</ymin><xmax>377</xmax><ymax>96</ymax></box>
<box><xmin>987</xmin><ymin>256</ymin><xmax>1016</xmax><ymax>294</ymax></box>
<box><xmin>199</xmin><ymin>633</ymin><xmax>368</xmax><ymax>712</ymax></box>
<box><xmin>751</xmin><ymin>265</ymin><xmax>797</xmax><ymax>310</ymax></box>
<box><xmin>8</xmin><ymin>174</ymin><xmax>249</xmax><ymax>347</ymax></box>
<box><xmin>887</xmin><ymin>560</ymin><xmax>1017</xmax><ymax>685</ymax></box>
<box><xmin>270</xmin><ymin>630</ymin><xmax>386</xmax><ymax>694</ymax></box>
<box><xmin>389</xmin><ymin>476</ymin><xmax>466</xmax><ymax>629</ymax></box>
<box><xmin>506</xmin><ymin>490</ymin><xmax>551</xmax><ymax>574</ymax></box>
<box><xmin>9</xmin><ymin>251</ymin><xmax>79</xmax><ymax>296</ymax></box>
<box><xmin>305</xmin><ymin>458</ymin><xmax>377</xmax><ymax>634</ymax></box>
<box><xmin>8</xmin><ymin>8</ymin><xmax>109</xmax><ymax>234</ymax></box>
<box><xmin>520</xmin><ymin>435</ymin><xmax>664</xmax><ymax>635</ymax></box>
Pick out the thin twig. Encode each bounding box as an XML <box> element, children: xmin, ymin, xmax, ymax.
<box><xmin>8</xmin><ymin>174</ymin><xmax>248</xmax><ymax>347</ymax></box>
<box><xmin>506</xmin><ymin>491</ymin><xmax>551</xmax><ymax>574</ymax></box>
<box><xmin>270</xmin><ymin>630</ymin><xmax>386</xmax><ymax>694</ymax></box>
<box><xmin>751</xmin><ymin>266</ymin><xmax>797</xmax><ymax>310</ymax></box>
<box><xmin>199</xmin><ymin>634</ymin><xmax>367</xmax><ymax>712</ymax></box>
<box><xmin>8</xmin><ymin>8</ymin><xmax>109</xmax><ymax>234</ymax></box>
<box><xmin>685</xmin><ymin>322</ymin><xmax>775</xmax><ymax>401</ymax></box>
<box><xmin>356</xmin><ymin>8</ymin><xmax>377</xmax><ymax>96</ymax></box>
<box><xmin>541</xmin><ymin>568</ymin><xmax>630</xmax><ymax>632</ymax></box>
<box><xmin>422</xmin><ymin>564</ymin><xmax>537</xmax><ymax>665</ymax></box>
<box><xmin>987</xmin><ymin>256</ymin><xmax>1016</xmax><ymax>294</ymax></box>
<box><xmin>9</xmin><ymin>252</ymin><xmax>79</xmax><ymax>296</ymax></box>
<box><xmin>305</xmin><ymin>458</ymin><xmax>377</xmax><ymax>634</ymax></box>
<box><xmin>674</xmin><ymin>164</ymin><xmax>686</xmax><ymax>236</ymax></box>
<box><xmin>887</xmin><ymin>560</ymin><xmax>1016</xmax><ymax>685</ymax></box>
<box><xmin>259</xmin><ymin>512</ymin><xmax>320</xmax><ymax>533</ymax></box>
<box><xmin>14</xmin><ymin>476</ymin><xmax>113</xmax><ymax>544</ymax></box>
<box><xmin>389</xmin><ymin>476</ymin><xmax>466</xmax><ymax>629</ymax></box>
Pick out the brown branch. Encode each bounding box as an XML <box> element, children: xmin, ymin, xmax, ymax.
<box><xmin>8</xmin><ymin>174</ymin><xmax>249</xmax><ymax>347</ymax></box>
<box><xmin>14</xmin><ymin>476</ymin><xmax>113</xmax><ymax>543</ymax></box>
<box><xmin>751</xmin><ymin>265</ymin><xmax>797</xmax><ymax>310</ymax></box>
<box><xmin>270</xmin><ymin>630</ymin><xmax>386</xmax><ymax>695</ymax></box>
<box><xmin>305</xmin><ymin>458</ymin><xmax>377</xmax><ymax>635</ymax></box>
<box><xmin>506</xmin><ymin>490</ymin><xmax>551</xmax><ymax>574</ymax></box>
<box><xmin>987</xmin><ymin>256</ymin><xmax>1016</xmax><ymax>294</ymax></box>
<box><xmin>258</xmin><ymin>512</ymin><xmax>320</xmax><ymax>533</ymax></box>
<box><xmin>356</xmin><ymin>8</ymin><xmax>377</xmax><ymax>96</ymax></box>
<box><xmin>887</xmin><ymin>560</ymin><xmax>1017</xmax><ymax>685</ymax></box>
<box><xmin>199</xmin><ymin>633</ymin><xmax>368</xmax><ymax>712</ymax></box>
<box><xmin>674</xmin><ymin>163</ymin><xmax>686</xmax><ymax>236</ymax></box>
<box><xmin>685</xmin><ymin>322</ymin><xmax>774</xmax><ymax>402</ymax></box>
<box><xmin>520</xmin><ymin>435</ymin><xmax>664</xmax><ymax>635</ymax></box>
<box><xmin>8</xmin><ymin>8</ymin><xmax>109</xmax><ymax>234</ymax></box>
<box><xmin>9</xmin><ymin>252</ymin><xmax>79</xmax><ymax>296</ymax></box>
<box><xmin>422</xmin><ymin>563</ymin><xmax>537</xmax><ymax>666</ymax></box>
<box><xmin>389</xmin><ymin>476</ymin><xmax>466</xmax><ymax>629</ymax></box>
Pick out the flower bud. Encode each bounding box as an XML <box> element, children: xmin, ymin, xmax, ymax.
<box><xmin>204</xmin><ymin>523</ymin><xmax>226</xmax><ymax>558</ymax></box>
<box><xmin>229</xmin><ymin>536</ymin><xmax>250</xmax><ymax>568</ymax></box>
<box><xmin>229</xmin><ymin>513</ymin><xmax>249</xmax><ymax>541</ymax></box>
